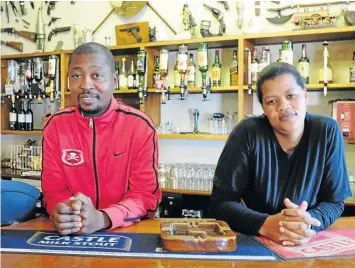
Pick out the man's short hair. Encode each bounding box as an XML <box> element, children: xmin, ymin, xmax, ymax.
<box><xmin>68</xmin><ymin>42</ymin><xmax>115</xmax><ymax>73</ymax></box>
<box><xmin>256</xmin><ymin>62</ymin><xmax>305</xmax><ymax>104</ymax></box>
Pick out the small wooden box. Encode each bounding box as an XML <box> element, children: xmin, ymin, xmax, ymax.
<box><xmin>160</xmin><ymin>220</ymin><xmax>237</xmax><ymax>252</ymax></box>
<box><xmin>115</xmin><ymin>22</ymin><xmax>149</xmax><ymax>45</ymax></box>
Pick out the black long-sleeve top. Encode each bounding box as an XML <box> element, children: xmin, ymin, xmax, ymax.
<box><xmin>210</xmin><ymin>113</ymin><xmax>352</xmax><ymax>235</ymax></box>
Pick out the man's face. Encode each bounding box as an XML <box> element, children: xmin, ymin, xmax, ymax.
<box><xmin>68</xmin><ymin>53</ymin><xmax>117</xmax><ymax>116</ymax></box>
<box><xmin>261</xmin><ymin>73</ymin><xmax>308</xmax><ymax>136</ymax></box>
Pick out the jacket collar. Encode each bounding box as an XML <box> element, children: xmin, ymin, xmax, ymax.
<box><xmin>74</xmin><ymin>97</ymin><xmax>118</xmax><ymax>130</ymax></box>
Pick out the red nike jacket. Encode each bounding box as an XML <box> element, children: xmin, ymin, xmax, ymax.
<box><xmin>42</xmin><ymin>97</ymin><xmax>162</xmax><ymax>229</ymax></box>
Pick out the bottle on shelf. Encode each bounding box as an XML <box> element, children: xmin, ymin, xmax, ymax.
<box><xmin>251</xmin><ymin>48</ymin><xmax>259</xmax><ymax>85</ymax></box>
<box><xmin>153</xmin><ymin>55</ymin><xmax>162</xmax><ymax>90</ymax></box>
<box><xmin>18</xmin><ymin>101</ymin><xmax>26</xmax><ymax>131</ymax></box>
<box><xmin>115</xmin><ymin>61</ymin><xmax>119</xmax><ymax>89</ymax></box>
<box><xmin>297</xmin><ymin>44</ymin><xmax>310</xmax><ymax>84</ymax></box>
<box><xmin>25</xmin><ymin>102</ymin><xmax>33</xmax><ymax>131</ymax></box>
<box><xmin>198</xmin><ymin>43</ymin><xmax>209</xmax><ymax>101</ymax></box>
<box><xmin>258</xmin><ymin>47</ymin><xmax>268</xmax><ymax>73</ymax></box>
<box><xmin>187</xmin><ymin>53</ymin><xmax>196</xmax><ymax>88</ymax></box>
<box><xmin>9</xmin><ymin>99</ymin><xmax>18</xmax><ymax>130</ymax></box>
<box><xmin>6</xmin><ymin>60</ymin><xmax>17</xmax><ymax>97</ymax></box>
<box><xmin>159</xmin><ymin>48</ymin><xmax>169</xmax><ymax>103</ymax></box>
<box><xmin>128</xmin><ymin>58</ymin><xmax>136</xmax><ymax>89</ymax></box>
<box><xmin>173</xmin><ymin>53</ymin><xmax>180</xmax><ymax>88</ymax></box>
<box><xmin>47</xmin><ymin>55</ymin><xmax>57</xmax><ymax>101</ymax></box>
<box><xmin>350</xmin><ymin>51</ymin><xmax>355</xmax><ymax>83</ymax></box>
<box><xmin>276</xmin><ymin>49</ymin><xmax>282</xmax><ymax>63</ymax></box>
<box><xmin>136</xmin><ymin>49</ymin><xmax>147</xmax><ymax>104</ymax></box>
<box><xmin>230</xmin><ymin>50</ymin><xmax>238</xmax><ymax>86</ymax></box>
<box><xmin>212</xmin><ymin>50</ymin><xmax>222</xmax><ymax>87</ymax></box>
<box><xmin>119</xmin><ymin>57</ymin><xmax>128</xmax><ymax>90</ymax></box>
<box><xmin>281</xmin><ymin>40</ymin><xmax>293</xmax><ymax>65</ymax></box>
<box><xmin>25</xmin><ymin>60</ymin><xmax>34</xmax><ymax>100</ymax></box>
<box><xmin>177</xmin><ymin>44</ymin><xmax>188</xmax><ymax>99</ymax></box>
<box><xmin>43</xmin><ymin>105</ymin><xmax>52</xmax><ymax>128</ymax></box>
<box><xmin>265</xmin><ymin>47</ymin><xmax>271</xmax><ymax>65</ymax></box>
<box><xmin>33</xmin><ymin>57</ymin><xmax>44</xmax><ymax>103</ymax></box>
<box><xmin>319</xmin><ymin>42</ymin><xmax>333</xmax><ymax>84</ymax></box>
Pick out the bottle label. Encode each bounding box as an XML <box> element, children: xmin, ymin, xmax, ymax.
<box><xmin>319</xmin><ymin>68</ymin><xmax>333</xmax><ymax>82</ymax></box>
<box><xmin>128</xmin><ymin>75</ymin><xmax>134</xmax><ymax>87</ymax></box>
<box><xmin>119</xmin><ymin>75</ymin><xmax>127</xmax><ymax>88</ymax></box>
<box><xmin>48</xmin><ymin>58</ymin><xmax>56</xmax><ymax>76</ymax></box>
<box><xmin>198</xmin><ymin>51</ymin><xmax>208</xmax><ymax>67</ymax></box>
<box><xmin>5</xmin><ymin>84</ymin><xmax>14</xmax><ymax>96</ymax></box>
<box><xmin>9</xmin><ymin>112</ymin><xmax>17</xmax><ymax>122</ymax></box>
<box><xmin>230</xmin><ymin>66</ymin><xmax>238</xmax><ymax>74</ymax></box>
<box><xmin>281</xmin><ymin>50</ymin><xmax>293</xmax><ymax>65</ymax></box>
<box><xmin>159</xmin><ymin>54</ymin><xmax>168</xmax><ymax>70</ymax></box>
<box><xmin>251</xmin><ymin>63</ymin><xmax>258</xmax><ymax>82</ymax></box>
<box><xmin>174</xmin><ymin>70</ymin><xmax>180</xmax><ymax>87</ymax></box>
<box><xmin>25</xmin><ymin>114</ymin><xmax>32</xmax><ymax>123</ymax></box>
<box><xmin>212</xmin><ymin>67</ymin><xmax>221</xmax><ymax>82</ymax></box>
<box><xmin>177</xmin><ymin>54</ymin><xmax>188</xmax><ymax>71</ymax></box>
<box><xmin>350</xmin><ymin>68</ymin><xmax>355</xmax><ymax>83</ymax></box>
<box><xmin>297</xmin><ymin>62</ymin><xmax>310</xmax><ymax>81</ymax></box>
<box><xmin>187</xmin><ymin>66</ymin><xmax>195</xmax><ymax>82</ymax></box>
<box><xmin>18</xmin><ymin>114</ymin><xmax>25</xmax><ymax>123</ymax></box>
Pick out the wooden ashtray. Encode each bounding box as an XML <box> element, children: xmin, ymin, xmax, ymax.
<box><xmin>160</xmin><ymin>220</ymin><xmax>237</xmax><ymax>252</ymax></box>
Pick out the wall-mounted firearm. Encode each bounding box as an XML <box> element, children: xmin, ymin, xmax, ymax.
<box><xmin>1</xmin><ymin>28</ymin><xmax>36</xmax><ymax>42</ymax></box>
<box><xmin>36</xmin><ymin>4</ymin><xmax>45</xmax><ymax>51</ymax></box>
<box><xmin>1</xmin><ymin>41</ymin><xmax>23</xmax><ymax>52</ymax></box>
<box><xmin>48</xmin><ymin>26</ymin><xmax>71</xmax><ymax>41</ymax></box>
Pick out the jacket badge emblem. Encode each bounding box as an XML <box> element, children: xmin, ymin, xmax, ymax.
<box><xmin>61</xmin><ymin>149</ymin><xmax>84</xmax><ymax>166</ymax></box>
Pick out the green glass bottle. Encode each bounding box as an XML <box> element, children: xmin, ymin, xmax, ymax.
<box><xmin>212</xmin><ymin>50</ymin><xmax>222</xmax><ymax>86</ymax></box>
<box><xmin>198</xmin><ymin>43</ymin><xmax>208</xmax><ymax>86</ymax></box>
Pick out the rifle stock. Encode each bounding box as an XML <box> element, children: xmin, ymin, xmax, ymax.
<box><xmin>1</xmin><ymin>41</ymin><xmax>23</xmax><ymax>52</ymax></box>
<box><xmin>15</xmin><ymin>30</ymin><xmax>36</xmax><ymax>42</ymax></box>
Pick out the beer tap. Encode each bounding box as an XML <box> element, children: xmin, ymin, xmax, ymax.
<box><xmin>178</xmin><ymin>44</ymin><xmax>188</xmax><ymax>100</ymax></box>
<box><xmin>322</xmin><ymin>41</ymin><xmax>329</xmax><ymax>97</ymax></box>
<box><xmin>36</xmin><ymin>4</ymin><xmax>46</xmax><ymax>52</ymax></box>
<box><xmin>136</xmin><ymin>49</ymin><xmax>147</xmax><ymax>104</ymax></box>
<box><xmin>244</xmin><ymin>48</ymin><xmax>252</xmax><ymax>95</ymax></box>
<box><xmin>193</xmin><ymin>109</ymin><xmax>200</xmax><ymax>134</ymax></box>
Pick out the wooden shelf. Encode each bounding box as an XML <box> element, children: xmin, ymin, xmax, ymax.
<box><xmin>242</xmin><ymin>84</ymin><xmax>355</xmax><ymax>91</ymax></box>
<box><xmin>144</xmin><ymin>35</ymin><xmax>239</xmax><ymax>51</ymax></box>
<box><xmin>161</xmin><ymin>188</ymin><xmax>211</xmax><ymax>196</ymax></box>
<box><xmin>1</xmin><ymin>130</ymin><xmax>43</xmax><ymax>135</ymax></box>
<box><xmin>149</xmin><ymin>86</ymin><xmax>238</xmax><ymax>94</ymax></box>
<box><xmin>245</xmin><ymin>26</ymin><xmax>355</xmax><ymax>45</ymax></box>
<box><xmin>158</xmin><ymin>133</ymin><xmax>228</xmax><ymax>140</ymax></box>
<box><xmin>346</xmin><ymin>139</ymin><xmax>355</xmax><ymax>144</ymax></box>
<box><xmin>64</xmin><ymin>89</ymin><xmax>139</xmax><ymax>95</ymax></box>
<box><xmin>1</xmin><ymin>51</ymin><xmax>61</xmax><ymax>60</ymax></box>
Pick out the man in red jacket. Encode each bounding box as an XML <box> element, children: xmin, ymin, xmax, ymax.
<box><xmin>42</xmin><ymin>42</ymin><xmax>162</xmax><ymax>235</ymax></box>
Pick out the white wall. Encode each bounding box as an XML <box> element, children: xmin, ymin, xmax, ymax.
<box><xmin>1</xmin><ymin>0</ymin><xmax>355</xmax><ymax>168</ymax></box>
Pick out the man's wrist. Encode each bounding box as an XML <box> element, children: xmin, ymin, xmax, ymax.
<box><xmin>98</xmin><ymin>210</ymin><xmax>112</xmax><ymax>230</ymax></box>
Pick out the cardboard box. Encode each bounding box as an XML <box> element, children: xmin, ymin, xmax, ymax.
<box><xmin>332</xmin><ymin>101</ymin><xmax>355</xmax><ymax>139</ymax></box>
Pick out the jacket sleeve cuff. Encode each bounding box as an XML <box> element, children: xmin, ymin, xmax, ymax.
<box><xmin>101</xmin><ymin>207</ymin><xmax>125</xmax><ymax>230</ymax></box>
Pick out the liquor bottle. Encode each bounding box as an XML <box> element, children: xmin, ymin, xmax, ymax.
<box><xmin>25</xmin><ymin>102</ymin><xmax>33</xmax><ymax>131</ymax></box>
<box><xmin>177</xmin><ymin>45</ymin><xmax>188</xmax><ymax>82</ymax></box>
<box><xmin>136</xmin><ymin>50</ymin><xmax>147</xmax><ymax>103</ymax></box>
<box><xmin>297</xmin><ymin>44</ymin><xmax>310</xmax><ymax>84</ymax></box>
<box><xmin>187</xmin><ymin>53</ymin><xmax>196</xmax><ymax>88</ymax></box>
<box><xmin>153</xmin><ymin>55</ymin><xmax>162</xmax><ymax>90</ymax></box>
<box><xmin>350</xmin><ymin>51</ymin><xmax>355</xmax><ymax>83</ymax></box>
<box><xmin>212</xmin><ymin>50</ymin><xmax>222</xmax><ymax>87</ymax></box>
<box><xmin>265</xmin><ymin>47</ymin><xmax>271</xmax><ymax>65</ymax></box>
<box><xmin>18</xmin><ymin>101</ymin><xmax>26</xmax><ymax>131</ymax></box>
<box><xmin>258</xmin><ymin>47</ymin><xmax>268</xmax><ymax>73</ymax></box>
<box><xmin>281</xmin><ymin>40</ymin><xmax>293</xmax><ymax>65</ymax></box>
<box><xmin>128</xmin><ymin>59</ymin><xmax>136</xmax><ymax>89</ymax></box>
<box><xmin>119</xmin><ymin>57</ymin><xmax>128</xmax><ymax>90</ymax></box>
<box><xmin>25</xmin><ymin>60</ymin><xmax>33</xmax><ymax>98</ymax></box>
<box><xmin>33</xmin><ymin>57</ymin><xmax>44</xmax><ymax>103</ymax></box>
<box><xmin>230</xmin><ymin>50</ymin><xmax>238</xmax><ymax>86</ymax></box>
<box><xmin>43</xmin><ymin>105</ymin><xmax>52</xmax><ymax>127</ymax></box>
<box><xmin>276</xmin><ymin>49</ymin><xmax>282</xmax><ymax>63</ymax></box>
<box><xmin>159</xmin><ymin>48</ymin><xmax>169</xmax><ymax>84</ymax></box>
<box><xmin>48</xmin><ymin>55</ymin><xmax>56</xmax><ymax>80</ymax></box>
<box><xmin>251</xmin><ymin>48</ymin><xmax>259</xmax><ymax>85</ymax></box>
<box><xmin>318</xmin><ymin>45</ymin><xmax>333</xmax><ymax>84</ymax></box>
<box><xmin>9</xmin><ymin>102</ymin><xmax>18</xmax><ymax>130</ymax></box>
<box><xmin>174</xmin><ymin>53</ymin><xmax>180</xmax><ymax>88</ymax></box>
<box><xmin>115</xmin><ymin>61</ymin><xmax>119</xmax><ymax>89</ymax></box>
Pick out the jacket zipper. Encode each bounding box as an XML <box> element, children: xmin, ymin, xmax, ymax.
<box><xmin>90</xmin><ymin>117</ymin><xmax>100</xmax><ymax>209</ymax></box>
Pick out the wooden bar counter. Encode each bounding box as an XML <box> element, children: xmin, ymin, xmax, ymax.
<box><xmin>1</xmin><ymin>217</ymin><xmax>355</xmax><ymax>268</ymax></box>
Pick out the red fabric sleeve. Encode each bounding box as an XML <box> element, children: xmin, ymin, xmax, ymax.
<box><xmin>101</xmin><ymin>125</ymin><xmax>162</xmax><ymax>229</ymax></box>
<box><xmin>41</xmin><ymin>118</ymin><xmax>72</xmax><ymax>216</ymax></box>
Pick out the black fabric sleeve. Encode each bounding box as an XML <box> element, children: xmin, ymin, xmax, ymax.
<box><xmin>210</xmin><ymin>186</ymin><xmax>268</xmax><ymax>235</ymax></box>
<box><xmin>307</xmin><ymin>120</ymin><xmax>351</xmax><ymax>231</ymax></box>
<box><xmin>308</xmin><ymin>202</ymin><xmax>344</xmax><ymax>232</ymax></box>
<box><xmin>209</xmin><ymin>120</ymin><xmax>268</xmax><ymax>235</ymax></box>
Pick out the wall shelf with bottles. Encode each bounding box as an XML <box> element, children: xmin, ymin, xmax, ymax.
<box><xmin>158</xmin><ymin>134</ymin><xmax>228</xmax><ymax>140</ymax></box>
<box><xmin>1</xmin><ymin>130</ymin><xmax>43</xmax><ymax>135</ymax></box>
<box><xmin>161</xmin><ymin>188</ymin><xmax>211</xmax><ymax>196</ymax></box>
<box><xmin>242</xmin><ymin>84</ymin><xmax>355</xmax><ymax>91</ymax></box>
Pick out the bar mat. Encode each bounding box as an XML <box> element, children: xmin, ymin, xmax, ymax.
<box><xmin>254</xmin><ymin>229</ymin><xmax>355</xmax><ymax>260</ymax></box>
<box><xmin>0</xmin><ymin>230</ymin><xmax>276</xmax><ymax>261</ymax></box>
